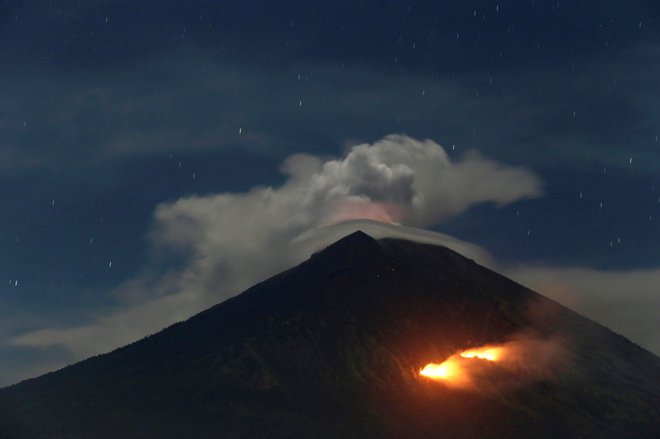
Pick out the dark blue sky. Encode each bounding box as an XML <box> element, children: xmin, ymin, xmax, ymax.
<box><xmin>1</xmin><ymin>0</ymin><xmax>659</xmax><ymax>385</ymax></box>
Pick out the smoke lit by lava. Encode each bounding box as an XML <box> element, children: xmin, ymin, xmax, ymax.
<box><xmin>419</xmin><ymin>337</ymin><xmax>567</xmax><ymax>390</ymax></box>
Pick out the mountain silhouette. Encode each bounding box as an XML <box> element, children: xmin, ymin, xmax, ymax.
<box><xmin>1</xmin><ymin>231</ymin><xmax>659</xmax><ymax>438</ymax></box>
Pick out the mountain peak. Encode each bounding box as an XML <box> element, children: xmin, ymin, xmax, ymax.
<box><xmin>1</xmin><ymin>233</ymin><xmax>659</xmax><ymax>438</ymax></box>
<box><xmin>314</xmin><ymin>229</ymin><xmax>380</xmax><ymax>254</ymax></box>
<box><xmin>308</xmin><ymin>229</ymin><xmax>384</xmax><ymax>270</ymax></box>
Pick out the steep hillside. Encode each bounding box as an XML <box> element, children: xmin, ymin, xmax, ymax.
<box><xmin>1</xmin><ymin>232</ymin><xmax>659</xmax><ymax>438</ymax></box>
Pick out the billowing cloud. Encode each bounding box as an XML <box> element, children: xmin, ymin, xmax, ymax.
<box><xmin>12</xmin><ymin>134</ymin><xmax>540</xmax><ymax>369</ymax></box>
<box><xmin>506</xmin><ymin>266</ymin><xmax>660</xmax><ymax>355</ymax></box>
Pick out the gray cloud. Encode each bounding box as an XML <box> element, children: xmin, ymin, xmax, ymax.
<box><xmin>12</xmin><ymin>134</ymin><xmax>538</xmax><ymax>372</ymax></box>
<box><xmin>506</xmin><ymin>266</ymin><xmax>660</xmax><ymax>355</ymax></box>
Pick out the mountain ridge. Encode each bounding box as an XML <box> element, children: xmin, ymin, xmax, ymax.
<box><xmin>1</xmin><ymin>231</ymin><xmax>659</xmax><ymax>438</ymax></box>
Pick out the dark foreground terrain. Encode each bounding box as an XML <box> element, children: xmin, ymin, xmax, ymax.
<box><xmin>1</xmin><ymin>232</ymin><xmax>659</xmax><ymax>438</ymax></box>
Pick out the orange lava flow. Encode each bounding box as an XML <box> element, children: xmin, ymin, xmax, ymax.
<box><xmin>459</xmin><ymin>346</ymin><xmax>504</xmax><ymax>362</ymax></box>
<box><xmin>419</xmin><ymin>344</ymin><xmax>505</xmax><ymax>388</ymax></box>
<box><xmin>419</xmin><ymin>360</ymin><xmax>459</xmax><ymax>380</ymax></box>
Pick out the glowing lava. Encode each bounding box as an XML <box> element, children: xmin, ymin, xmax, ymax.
<box><xmin>419</xmin><ymin>344</ymin><xmax>505</xmax><ymax>388</ymax></box>
<box><xmin>459</xmin><ymin>346</ymin><xmax>504</xmax><ymax>362</ymax></box>
<box><xmin>419</xmin><ymin>361</ymin><xmax>458</xmax><ymax>380</ymax></box>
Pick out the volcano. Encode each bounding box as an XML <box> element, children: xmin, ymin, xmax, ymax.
<box><xmin>1</xmin><ymin>232</ymin><xmax>659</xmax><ymax>438</ymax></box>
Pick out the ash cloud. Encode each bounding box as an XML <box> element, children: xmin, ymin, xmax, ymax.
<box><xmin>12</xmin><ymin>134</ymin><xmax>540</xmax><ymax>368</ymax></box>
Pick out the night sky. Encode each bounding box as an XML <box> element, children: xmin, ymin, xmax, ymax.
<box><xmin>1</xmin><ymin>0</ymin><xmax>659</xmax><ymax>386</ymax></box>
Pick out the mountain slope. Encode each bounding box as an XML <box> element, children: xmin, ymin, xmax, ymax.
<box><xmin>1</xmin><ymin>231</ymin><xmax>659</xmax><ymax>438</ymax></box>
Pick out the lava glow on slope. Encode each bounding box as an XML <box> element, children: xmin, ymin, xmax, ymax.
<box><xmin>419</xmin><ymin>345</ymin><xmax>506</xmax><ymax>388</ymax></box>
<box><xmin>459</xmin><ymin>346</ymin><xmax>504</xmax><ymax>362</ymax></box>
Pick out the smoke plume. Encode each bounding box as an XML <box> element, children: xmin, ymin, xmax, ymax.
<box><xmin>13</xmin><ymin>134</ymin><xmax>541</xmax><ymax>372</ymax></box>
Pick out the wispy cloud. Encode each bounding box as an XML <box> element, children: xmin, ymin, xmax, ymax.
<box><xmin>3</xmin><ymin>43</ymin><xmax>660</xmax><ymax>174</ymax></box>
<box><xmin>506</xmin><ymin>266</ymin><xmax>660</xmax><ymax>355</ymax></box>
